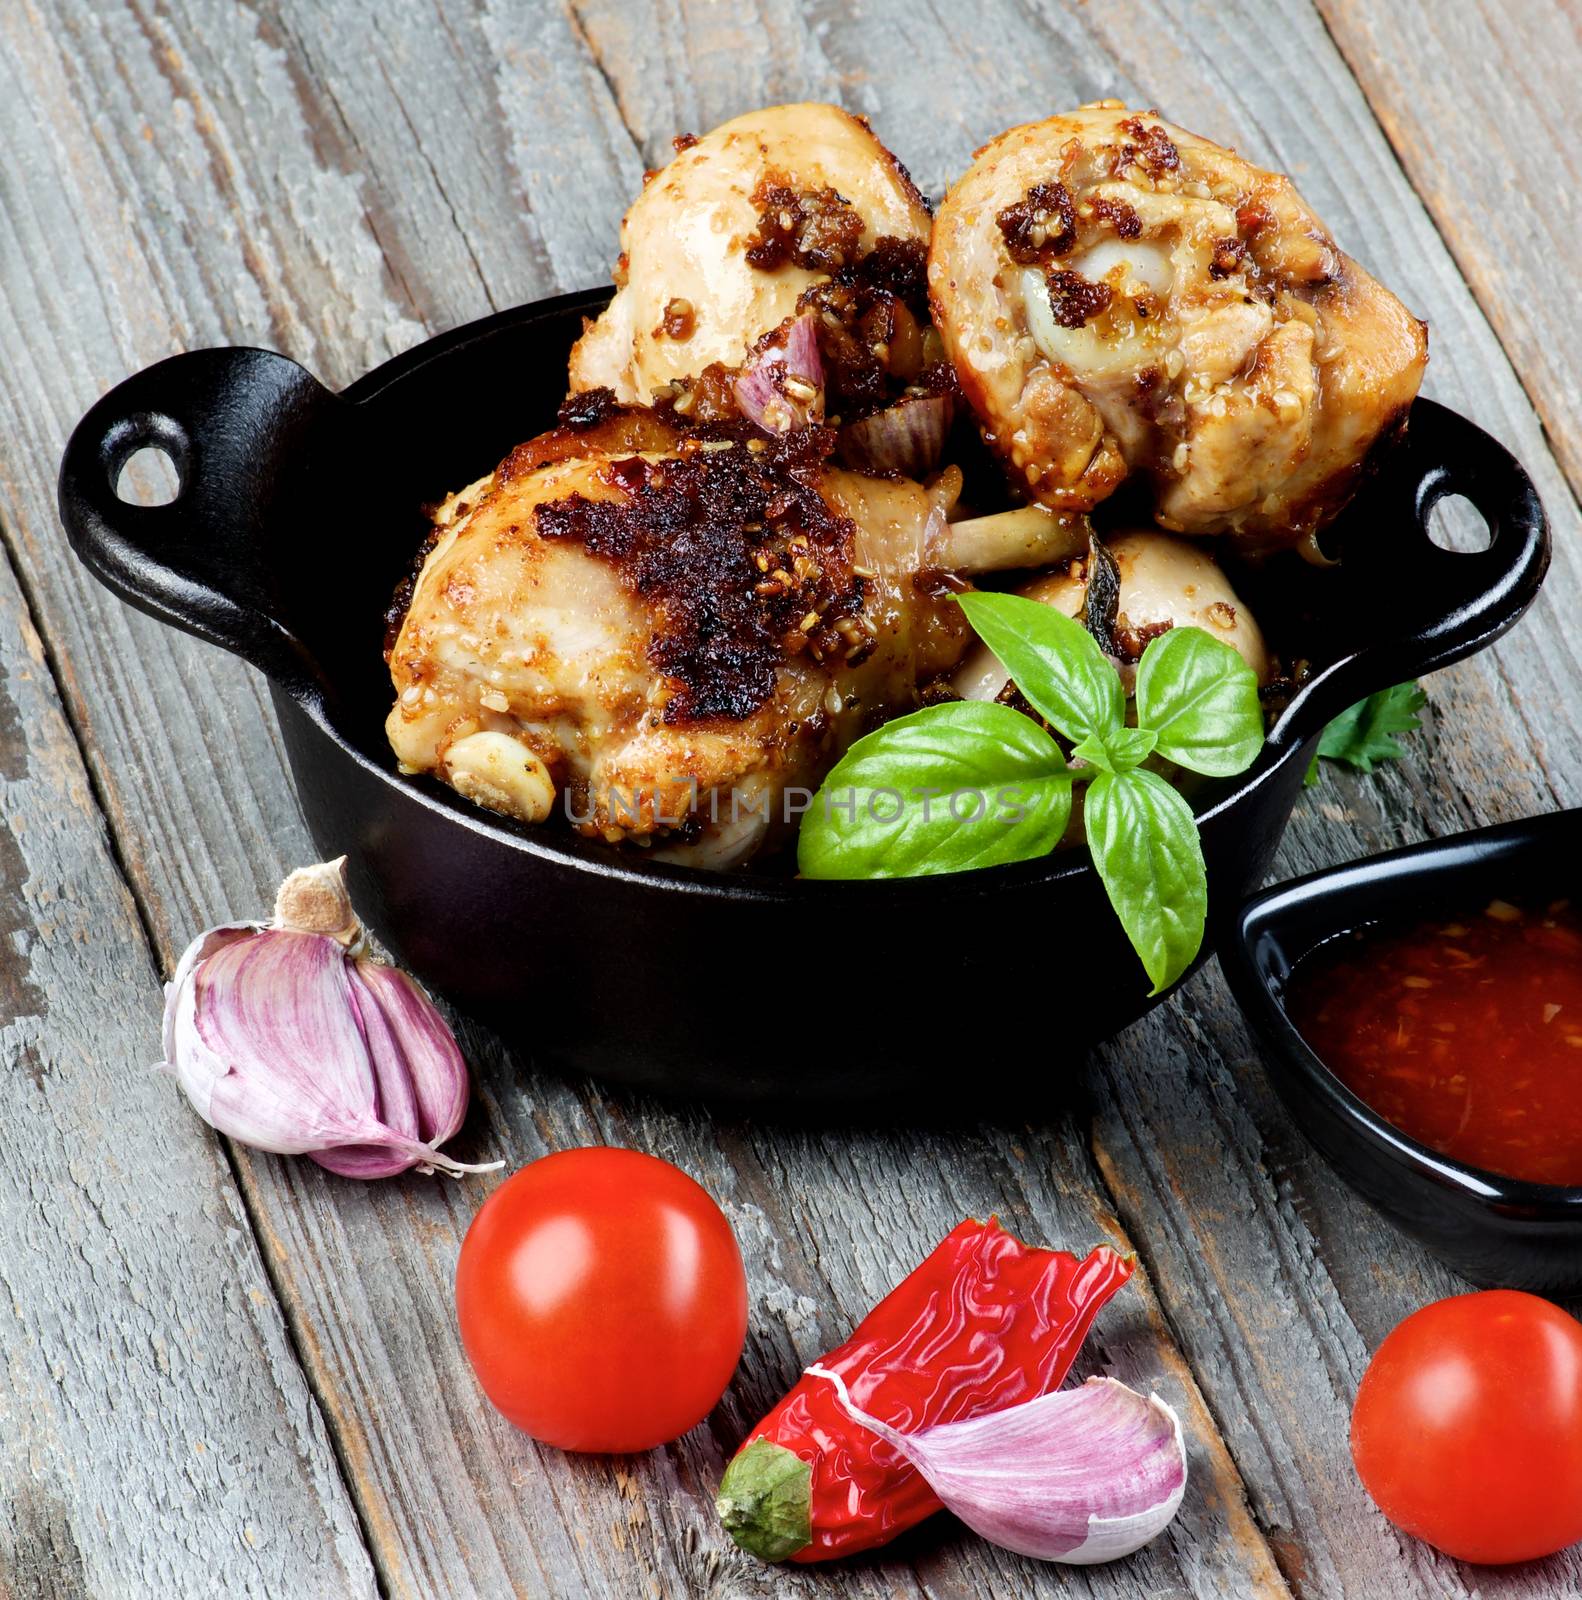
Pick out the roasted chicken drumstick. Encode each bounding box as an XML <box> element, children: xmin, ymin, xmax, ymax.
<box><xmin>570</xmin><ymin>102</ymin><xmax>933</xmax><ymax>409</ymax></box>
<box><xmin>929</xmin><ymin>102</ymin><xmax>1427</xmax><ymax>547</ymax></box>
<box><xmin>385</xmin><ymin>399</ymin><xmax>1057</xmax><ymax>868</ymax></box>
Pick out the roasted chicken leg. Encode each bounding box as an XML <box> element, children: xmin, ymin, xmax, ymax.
<box><xmin>570</xmin><ymin>103</ymin><xmax>933</xmax><ymax>406</ymax></box>
<box><xmin>929</xmin><ymin>102</ymin><xmax>1427</xmax><ymax>547</ymax></box>
<box><xmin>385</xmin><ymin>399</ymin><xmax>1056</xmax><ymax>868</ymax></box>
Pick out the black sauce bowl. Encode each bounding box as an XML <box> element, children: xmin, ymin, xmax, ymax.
<box><xmin>1222</xmin><ymin>810</ymin><xmax>1582</xmax><ymax>1293</ymax></box>
<box><xmin>56</xmin><ymin>289</ymin><xmax>1549</xmax><ymax>1104</ymax></box>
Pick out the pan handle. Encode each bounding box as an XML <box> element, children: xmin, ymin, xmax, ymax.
<box><xmin>1272</xmin><ymin>398</ymin><xmax>1551</xmax><ymax>747</ymax></box>
<box><xmin>57</xmin><ymin>347</ymin><xmax>342</xmax><ymax>701</ymax></box>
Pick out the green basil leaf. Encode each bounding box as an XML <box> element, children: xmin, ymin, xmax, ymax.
<box><xmin>1068</xmin><ymin>733</ymin><xmax>1115</xmax><ymax>773</ymax></box>
<box><xmin>1104</xmin><ymin>726</ymin><xmax>1158</xmax><ymax>771</ymax></box>
<box><xmin>1312</xmin><ymin>682</ymin><xmax>1427</xmax><ymax>777</ymax></box>
<box><xmin>1085</xmin><ymin>767</ymin><xmax>1207</xmax><ymax>996</ymax></box>
<box><xmin>1133</xmin><ymin>626</ymin><xmax>1264</xmax><ymax>777</ymax></box>
<box><xmin>955</xmin><ymin>591</ymin><xmax>1124</xmax><ymax>746</ymax></box>
<box><xmin>1070</xmin><ymin>726</ymin><xmax>1157</xmax><ymax>774</ymax></box>
<box><xmin>797</xmin><ymin>701</ymin><xmax>1072</xmax><ymax>879</ymax></box>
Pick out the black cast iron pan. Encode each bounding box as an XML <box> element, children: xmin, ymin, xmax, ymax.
<box><xmin>57</xmin><ymin>289</ymin><xmax>1550</xmax><ymax>1104</ymax></box>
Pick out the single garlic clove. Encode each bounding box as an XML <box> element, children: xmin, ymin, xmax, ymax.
<box><xmin>808</xmin><ymin>1364</ymin><xmax>1187</xmax><ymax>1565</ymax></box>
<box><xmin>161</xmin><ymin>923</ymin><xmax>254</xmax><ymax>1084</ymax></box>
<box><xmin>443</xmin><ymin>732</ymin><xmax>557</xmax><ymax>824</ymax></box>
<box><xmin>313</xmin><ymin>961</ymin><xmax>475</xmax><ymax>1179</ymax></box>
<box><xmin>310</xmin><ymin>1145</ymin><xmax>421</xmax><ymax>1180</ymax></box>
<box><xmin>734</xmin><ymin>313</ymin><xmax>825</xmax><ymax>432</ymax></box>
<box><xmin>353</xmin><ymin>961</ymin><xmax>470</xmax><ymax>1145</ymax></box>
<box><xmin>356</xmin><ymin>968</ymin><xmax>422</xmax><ymax>1144</ymax></box>
<box><xmin>837</xmin><ymin>394</ymin><xmax>954</xmax><ymax>479</ymax></box>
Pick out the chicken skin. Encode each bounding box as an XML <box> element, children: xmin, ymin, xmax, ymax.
<box><xmin>385</xmin><ymin>399</ymin><xmax>1021</xmax><ymax>868</ymax></box>
<box><xmin>569</xmin><ymin>103</ymin><xmax>933</xmax><ymax>405</ymax></box>
<box><xmin>929</xmin><ymin>102</ymin><xmax>1427</xmax><ymax>547</ymax></box>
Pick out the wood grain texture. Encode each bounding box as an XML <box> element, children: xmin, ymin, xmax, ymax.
<box><xmin>1314</xmin><ymin>0</ymin><xmax>1582</xmax><ymax>505</ymax></box>
<box><xmin>1</xmin><ymin>0</ymin><xmax>1578</xmax><ymax>1596</ymax></box>
<box><xmin>575</xmin><ymin>5</ymin><xmax>1582</xmax><ymax>1595</ymax></box>
<box><xmin>0</xmin><ymin>540</ymin><xmax>375</xmax><ymax>1587</ymax></box>
<box><xmin>0</xmin><ymin>3</ymin><xmax>1277</xmax><ymax>1596</ymax></box>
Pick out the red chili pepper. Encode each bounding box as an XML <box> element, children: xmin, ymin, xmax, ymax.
<box><xmin>715</xmin><ymin>1218</ymin><xmax>1133</xmax><ymax>1562</ymax></box>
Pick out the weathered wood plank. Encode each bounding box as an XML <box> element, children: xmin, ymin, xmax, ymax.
<box><xmin>0</xmin><ymin>541</ymin><xmax>375</xmax><ymax>1588</ymax></box>
<box><xmin>1315</xmin><ymin>0</ymin><xmax>1582</xmax><ymax>506</ymax></box>
<box><xmin>4</xmin><ymin>0</ymin><xmax>1580</xmax><ymax>1596</ymax></box>
<box><xmin>572</xmin><ymin>0</ymin><xmax>1582</xmax><ymax>1596</ymax></box>
<box><xmin>0</xmin><ymin>3</ymin><xmax>1281</xmax><ymax>1596</ymax></box>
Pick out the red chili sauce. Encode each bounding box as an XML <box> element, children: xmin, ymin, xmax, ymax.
<box><xmin>1287</xmin><ymin>897</ymin><xmax>1582</xmax><ymax>1185</ymax></box>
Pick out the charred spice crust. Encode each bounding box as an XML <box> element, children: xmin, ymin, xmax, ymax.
<box><xmin>532</xmin><ymin>413</ymin><xmax>863</xmax><ymax>724</ymax></box>
<box><xmin>745</xmin><ymin>178</ymin><xmax>864</xmax><ymax>273</ymax></box>
<box><xmin>997</xmin><ymin>181</ymin><xmax>1078</xmax><ymax>262</ymax></box>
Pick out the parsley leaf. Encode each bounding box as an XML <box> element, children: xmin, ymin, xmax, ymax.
<box><xmin>1305</xmin><ymin>683</ymin><xmax>1428</xmax><ymax>784</ymax></box>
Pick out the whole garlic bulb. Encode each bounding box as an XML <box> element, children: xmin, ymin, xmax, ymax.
<box><xmin>159</xmin><ymin>860</ymin><xmax>501</xmax><ymax>1179</ymax></box>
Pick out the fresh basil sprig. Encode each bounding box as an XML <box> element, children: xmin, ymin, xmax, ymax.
<box><xmin>796</xmin><ymin>591</ymin><xmax>1266</xmax><ymax>995</ymax></box>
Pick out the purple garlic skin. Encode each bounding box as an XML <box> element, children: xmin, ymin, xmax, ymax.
<box><xmin>808</xmin><ymin>1363</ymin><xmax>1187</xmax><ymax>1565</ymax></box>
<box><xmin>160</xmin><ymin>860</ymin><xmax>500</xmax><ymax>1179</ymax></box>
<box><xmin>837</xmin><ymin>393</ymin><xmax>954</xmax><ymax>479</ymax></box>
<box><xmin>734</xmin><ymin>313</ymin><xmax>824</xmax><ymax>432</ymax></box>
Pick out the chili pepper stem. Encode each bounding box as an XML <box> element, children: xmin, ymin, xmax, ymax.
<box><xmin>716</xmin><ymin>1438</ymin><xmax>813</xmax><ymax>1561</ymax></box>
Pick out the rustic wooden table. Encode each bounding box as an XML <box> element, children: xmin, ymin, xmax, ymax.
<box><xmin>3</xmin><ymin>2</ymin><xmax>1579</xmax><ymax>1596</ymax></box>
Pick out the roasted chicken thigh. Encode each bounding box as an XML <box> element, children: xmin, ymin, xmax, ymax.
<box><xmin>569</xmin><ymin>103</ymin><xmax>933</xmax><ymax>405</ymax></box>
<box><xmin>929</xmin><ymin>102</ymin><xmax>1427</xmax><ymax>546</ymax></box>
<box><xmin>385</xmin><ymin>400</ymin><xmax>1059</xmax><ymax>867</ymax></box>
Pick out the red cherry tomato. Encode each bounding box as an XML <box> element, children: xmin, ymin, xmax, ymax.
<box><xmin>1351</xmin><ymin>1290</ymin><xmax>1582</xmax><ymax>1563</ymax></box>
<box><xmin>455</xmin><ymin>1147</ymin><xmax>748</xmax><ymax>1452</ymax></box>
